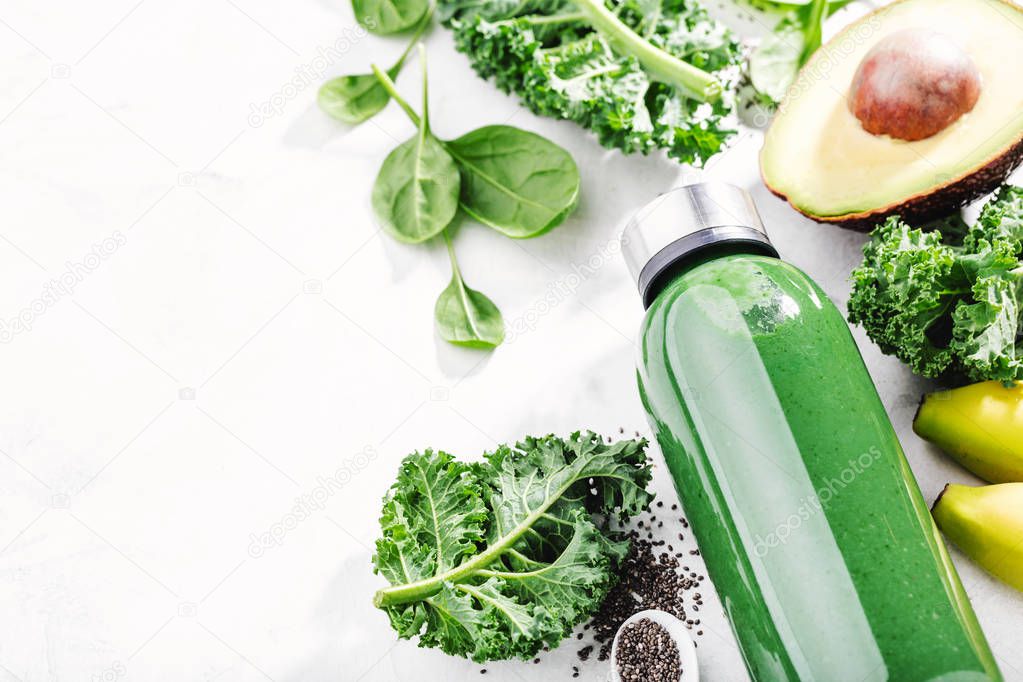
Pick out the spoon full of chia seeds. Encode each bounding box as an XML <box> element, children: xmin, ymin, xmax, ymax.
<box><xmin>610</xmin><ymin>610</ymin><xmax>698</xmax><ymax>682</ymax></box>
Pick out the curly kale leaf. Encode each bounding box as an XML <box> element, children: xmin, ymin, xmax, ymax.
<box><xmin>442</xmin><ymin>0</ymin><xmax>741</xmax><ymax>166</ymax></box>
<box><xmin>848</xmin><ymin>186</ymin><xmax>1023</xmax><ymax>383</ymax></box>
<box><xmin>950</xmin><ymin>240</ymin><xmax>1023</xmax><ymax>382</ymax></box>
<box><xmin>968</xmin><ymin>184</ymin><xmax>1023</xmax><ymax>250</ymax></box>
<box><xmin>848</xmin><ymin>217</ymin><xmax>962</xmax><ymax>377</ymax></box>
<box><xmin>372</xmin><ymin>432</ymin><xmax>651</xmax><ymax>662</ymax></box>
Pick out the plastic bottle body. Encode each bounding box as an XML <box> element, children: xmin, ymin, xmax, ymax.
<box><xmin>637</xmin><ymin>252</ymin><xmax>1000</xmax><ymax>681</ymax></box>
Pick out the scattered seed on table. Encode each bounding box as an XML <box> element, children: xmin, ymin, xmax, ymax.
<box><xmin>582</xmin><ymin>532</ymin><xmax>705</xmax><ymax>661</ymax></box>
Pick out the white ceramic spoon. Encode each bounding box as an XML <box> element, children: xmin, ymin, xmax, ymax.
<box><xmin>609</xmin><ymin>609</ymin><xmax>699</xmax><ymax>682</ymax></box>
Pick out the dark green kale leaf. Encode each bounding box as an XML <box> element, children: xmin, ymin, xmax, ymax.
<box><xmin>372</xmin><ymin>432</ymin><xmax>652</xmax><ymax>662</ymax></box>
<box><xmin>848</xmin><ymin>186</ymin><xmax>1023</xmax><ymax>383</ymax></box>
<box><xmin>968</xmin><ymin>184</ymin><xmax>1023</xmax><ymax>250</ymax></box>
<box><xmin>441</xmin><ymin>0</ymin><xmax>742</xmax><ymax>166</ymax></box>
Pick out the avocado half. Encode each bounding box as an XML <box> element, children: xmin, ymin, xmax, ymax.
<box><xmin>760</xmin><ymin>0</ymin><xmax>1023</xmax><ymax>231</ymax></box>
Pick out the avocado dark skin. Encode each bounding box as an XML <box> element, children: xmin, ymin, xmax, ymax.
<box><xmin>768</xmin><ymin>134</ymin><xmax>1023</xmax><ymax>231</ymax></box>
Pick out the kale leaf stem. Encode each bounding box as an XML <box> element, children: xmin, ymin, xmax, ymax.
<box><xmin>570</xmin><ymin>0</ymin><xmax>721</xmax><ymax>101</ymax></box>
<box><xmin>373</xmin><ymin>476</ymin><xmax>579</xmax><ymax>608</ymax></box>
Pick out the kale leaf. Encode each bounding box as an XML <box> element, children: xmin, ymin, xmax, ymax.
<box><xmin>441</xmin><ymin>0</ymin><xmax>742</xmax><ymax>166</ymax></box>
<box><xmin>848</xmin><ymin>186</ymin><xmax>1023</xmax><ymax>383</ymax></box>
<box><xmin>372</xmin><ymin>432</ymin><xmax>652</xmax><ymax>661</ymax></box>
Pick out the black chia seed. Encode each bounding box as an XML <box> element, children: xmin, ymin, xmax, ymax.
<box><xmin>582</xmin><ymin>529</ymin><xmax>704</xmax><ymax>661</ymax></box>
<box><xmin>614</xmin><ymin>618</ymin><xmax>682</xmax><ymax>682</ymax></box>
<box><xmin>569</xmin><ymin>434</ymin><xmax>708</xmax><ymax>676</ymax></box>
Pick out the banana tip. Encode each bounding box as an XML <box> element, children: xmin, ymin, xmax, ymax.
<box><xmin>912</xmin><ymin>392</ymin><xmax>927</xmax><ymax>430</ymax></box>
<box><xmin>931</xmin><ymin>483</ymin><xmax>951</xmax><ymax>514</ymax></box>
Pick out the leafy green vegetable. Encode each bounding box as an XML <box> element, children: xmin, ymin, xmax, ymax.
<box><xmin>372</xmin><ymin>432</ymin><xmax>652</xmax><ymax>661</ymax></box>
<box><xmin>748</xmin><ymin>0</ymin><xmax>829</xmax><ymax>106</ymax></box>
<box><xmin>748</xmin><ymin>23</ymin><xmax>804</xmax><ymax>104</ymax></box>
<box><xmin>319</xmin><ymin>72</ymin><xmax>393</xmax><ymax>124</ymax></box>
<box><xmin>354</xmin><ymin>0</ymin><xmax>429</xmax><ymax>34</ymax></box>
<box><xmin>571</xmin><ymin>0</ymin><xmax>722</xmax><ymax>101</ymax></box>
<box><xmin>370</xmin><ymin>48</ymin><xmax>460</xmax><ymax>243</ymax></box>
<box><xmin>318</xmin><ymin>8</ymin><xmax>433</xmax><ymax>123</ymax></box>
<box><xmin>369</xmin><ymin>53</ymin><xmax>582</xmax><ymax>348</ymax></box>
<box><xmin>848</xmin><ymin>185</ymin><xmax>1023</xmax><ymax>383</ymax></box>
<box><xmin>372</xmin><ymin>65</ymin><xmax>581</xmax><ymax>241</ymax></box>
<box><xmin>447</xmin><ymin>125</ymin><xmax>580</xmax><ymax>238</ymax></box>
<box><xmin>440</xmin><ymin>0</ymin><xmax>742</xmax><ymax>166</ymax></box>
<box><xmin>435</xmin><ymin>231</ymin><xmax>505</xmax><ymax>348</ymax></box>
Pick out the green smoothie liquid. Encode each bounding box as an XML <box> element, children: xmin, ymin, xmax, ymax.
<box><xmin>637</xmin><ymin>253</ymin><xmax>1000</xmax><ymax>681</ymax></box>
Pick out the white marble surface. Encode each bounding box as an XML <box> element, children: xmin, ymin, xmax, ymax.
<box><xmin>1</xmin><ymin>1</ymin><xmax>1020</xmax><ymax>681</ymax></box>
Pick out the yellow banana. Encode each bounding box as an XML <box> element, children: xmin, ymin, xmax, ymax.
<box><xmin>932</xmin><ymin>483</ymin><xmax>1023</xmax><ymax>592</ymax></box>
<box><xmin>913</xmin><ymin>381</ymin><xmax>1023</xmax><ymax>483</ymax></box>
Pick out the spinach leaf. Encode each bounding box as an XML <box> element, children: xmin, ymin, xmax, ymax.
<box><xmin>435</xmin><ymin>230</ymin><xmax>504</xmax><ymax>348</ymax></box>
<box><xmin>319</xmin><ymin>72</ymin><xmax>394</xmax><ymax>124</ymax></box>
<box><xmin>354</xmin><ymin>0</ymin><xmax>428</xmax><ymax>34</ymax></box>
<box><xmin>447</xmin><ymin>125</ymin><xmax>580</xmax><ymax>238</ymax></box>
<box><xmin>749</xmin><ymin>0</ymin><xmax>831</xmax><ymax>106</ymax></box>
<box><xmin>370</xmin><ymin>49</ymin><xmax>460</xmax><ymax>243</ymax></box>
<box><xmin>364</xmin><ymin>48</ymin><xmax>580</xmax><ymax>350</ymax></box>
<box><xmin>318</xmin><ymin>8</ymin><xmax>433</xmax><ymax>124</ymax></box>
<box><xmin>374</xmin><ymin>68</ymin><xmax>581</xmax><ymax>240</ymax></box>
<box><xmin>749</xmin><ymin>23</ymin><xmax>804</xmax><ymax>104</ymax></box>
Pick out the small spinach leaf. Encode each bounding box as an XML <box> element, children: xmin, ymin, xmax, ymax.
<box><xmin>749</xmin><ymin>23</ymin><xmax>804</xmax><ymax>104</ymax></box>
<box><xmin>319</xmin><ymin>72</ymin><xmax>393</xmax><ymax>124</ymax></box>
<box><xmin>435</xmin><ymin>231</ymin><xmax>504</xmax><ymax>348</ymax></box>
<box><xmin>749</xmin><ymin>0</ymin><xmax>831</xmax><ymax>106</ymax></box>
<box><xmin>319</xmin><ymin>8</ymin><xmax>433</xmax><ymax>124</ymax></box>
<box><xmin>370</xmin><ymin>50</ymin><xmax>460</xmax><ymax>243</ymax></box>
<box><xmin>447</xmin><ymin>125</ymin><xmax>580</xmax><ymax>239</ymax></box>
<box><xmin>354</xmin><ymin>0</ymin><xmax>428</xmax><ymax>34</ymax></box>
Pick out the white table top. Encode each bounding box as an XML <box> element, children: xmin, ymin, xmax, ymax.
<box><xmin>1</xmin><ymin>1</ymin><xmax>1020</xmax><ymax>680</ymax></box>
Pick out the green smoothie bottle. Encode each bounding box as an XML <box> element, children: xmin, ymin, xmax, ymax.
<box><xmin>625</xmin><ymin>183</ymin><xmax>1000</xmax><ymax>681</ymax></box>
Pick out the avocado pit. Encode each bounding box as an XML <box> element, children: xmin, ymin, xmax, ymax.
<box><xmin>848</xmin><ymin>28</ymin><xmax>981</xmax><ymax>141</ymax></box>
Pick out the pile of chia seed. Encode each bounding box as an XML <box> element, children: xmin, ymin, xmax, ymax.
<box><xmin>614</xmin><ymin>618</ymin><xmax>682</xmax><ymax>682</ymax></box>
<box><xmin>580</xmin><ymin>501</ymin><xmax>706</xmax><ymax>662</ymax></box>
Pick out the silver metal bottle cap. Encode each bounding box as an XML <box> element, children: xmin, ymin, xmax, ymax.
<box><xmin>621</xmin><ymin>182</ymin><xmax>777</xmax><ymax>307</ymax></box>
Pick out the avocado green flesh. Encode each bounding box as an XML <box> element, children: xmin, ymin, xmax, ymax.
<box><xmin>761</xmin><ymin>0</ymin><xmax>1023</xmax><ymax>220</ymax></box>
